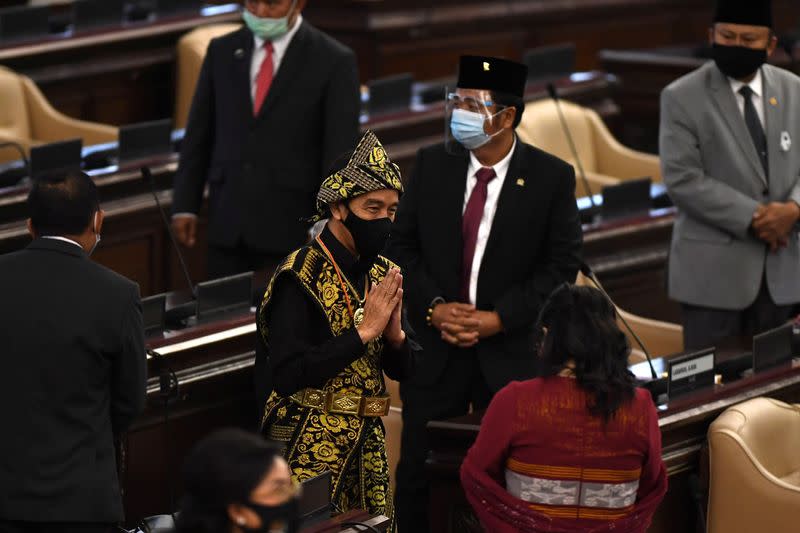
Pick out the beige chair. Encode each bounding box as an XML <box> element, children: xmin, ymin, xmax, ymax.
<box><xmin>517</xmin><ymin>99</ymin><xmax>662</xmax><ymax>197</ymax></box>
<box><xmin>707</xmin><ymin>398</ymin><xmax>800</xmax><ymax>533</ymax></box>
<box><xmin>0</xmin><ymin>66</ymin><xmax>117</xmax><ymax>164</ymax></box>
<box><xmin>575</xmin><ymin>272</ymin><xmax>683</xmax><ymax>360</ymax></box>
<box><xmin>174</xmin><ymin>23</ymin><xmax>242</xmax><ymax>129</ymax></box>
<box><xmin>383</xmin><ymin>375</ymin><xmax>403</xmax><ymax>494</ymax></box>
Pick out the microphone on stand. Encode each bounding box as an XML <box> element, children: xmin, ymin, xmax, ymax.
<box><xmin>141</xmin><ymin>166</ymin><xmax>196</xmax><ymax>299</ymax></box>
<box><xmin>580</xmin><ymin>262</ymin><xmax>658</xmax><ymax>380</ymax></box>
<box><xmin>546</xmin><ymin>83</ymin><xmax>597</xmax><ymax>209</ymax></box>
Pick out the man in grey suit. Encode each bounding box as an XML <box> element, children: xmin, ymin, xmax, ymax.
<box><xmin>660</xmin><ymin>0</ymin><xmax>800</xmax><ymax>350</ymax></box>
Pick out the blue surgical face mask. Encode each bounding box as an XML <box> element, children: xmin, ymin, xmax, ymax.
<box><xmin>450</xmin><ymin>108</ymin><xmax>501</xmax><ymax>150</ymax></box>
<box><xmin>242</xmin><ymin>2</ymin><xmax>295</xmax><ymax>41</ymax></box>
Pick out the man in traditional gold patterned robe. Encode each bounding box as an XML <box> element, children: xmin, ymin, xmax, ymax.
<box><xmin>257</xmin><ymin>131</ymin><xmax>413</xmax><ymax>525</ymax></box>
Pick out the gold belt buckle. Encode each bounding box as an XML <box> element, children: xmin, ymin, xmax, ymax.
<box><xmin>328</xmin><ymin>392</ymin><xmax>361</xmax><ymax>415</ymax></box>
<box><xmin>360</xmin><ymin>396</ymin><xmax>391</xmax><ymax>417</ymax></box>
<box><xmin>301</xmin><ymin>388</ymin><xmax>326</xmax><ymax>410</ymax></box>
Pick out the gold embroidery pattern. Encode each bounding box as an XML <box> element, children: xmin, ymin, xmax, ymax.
<box><xmin>258</xmin><ymin>246</ymin><xmax>398</xmax><ymax>528</ymax></box>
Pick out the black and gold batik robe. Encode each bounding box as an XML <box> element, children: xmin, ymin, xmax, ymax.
<box><xmin>257</xmin><ymin>228</ymin><xmax>412</xmax><ymax>526</ymax></box>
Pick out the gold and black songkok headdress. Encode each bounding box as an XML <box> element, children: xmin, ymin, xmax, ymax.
<box><xmin>312</xmin><ymin>130</ymin><xmax>403</xmax><ymax>221</ymax></box>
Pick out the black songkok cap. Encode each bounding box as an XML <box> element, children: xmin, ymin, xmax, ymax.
<box><xmin>714</xmin><ymin>0</ymin><xmax>772</xmax><ymax>28</ymax></box>
<box><xmin>457</xmin><ymin>56</ymin><xmax>528</xmax><ymax>98</ymax></box>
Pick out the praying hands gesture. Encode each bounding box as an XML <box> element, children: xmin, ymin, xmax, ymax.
<box><xmin>431</xmin><ymin>303</ymin><xmax>503</xmax><ymax>348</ymax></box>
<box><xmin>356</xmin><ymin>269</ymin><xmax>405</xmax><ymax>348</ymax></box>
<box><xmin>752</xmin><ymin>202</ymin><xmax>800</xmax><ymax>252</ymax></box>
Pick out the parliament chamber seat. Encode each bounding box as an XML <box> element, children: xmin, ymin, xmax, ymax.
<box><xmin>0</xmin><ymin>66</ymin><xmax>117</xmax><ymax>164</ymax></box>
<box><xmin>517</xmin><ymin>99</ymin><xmax>662</xmax><ymax>197</ymax></box>
<box><xmin>383</xmin><ymin>375</ymin><xmax>402</xmax><ymax>493</ymax></box>
<box><xmin>707</xmin><ymin>397</ymin><xmax>800</xmax><ymax>533</ymax></box>
<box><xmin>174</xmin><ymin>23</ymin><xmax>242</xmax><ymax>129</ymax></box>
<box><xmin>576</xmin><ymin>272</ymin><xmax>683</xmax><ymax>359</ymax></box>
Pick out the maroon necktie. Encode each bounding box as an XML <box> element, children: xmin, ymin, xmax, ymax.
<box><xmin>253</xmin><ymin>41</ymin><xmax>274</xmax><ymax>116</ymax></box>
<box><xmin>460</xmin><ymin>167</ymin><xmax>497</xmax><ymax>301</ymax></box>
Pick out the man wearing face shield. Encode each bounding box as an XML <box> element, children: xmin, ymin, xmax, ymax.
<box><xmin>660</xmin><ymin>0</ymin><xmax>800</xmax><ymax>350</ymax></box>
<box><xmin>172</xmin><ymin>0</ymin><xmax>360</xmax><ymax>278</ymax></box>
<box><xmin>388</xmin><ymin>55</ymin><xmax>583</xmax><ymax>532</ymax></box>
<box><xmin>256</xmin><ymin>131</ymin><xmax>415</xmax><ymax>528</ymax></box>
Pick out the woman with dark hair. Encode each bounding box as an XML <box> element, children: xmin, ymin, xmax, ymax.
<box><xmin>176</xmin><ymin>429</ymin><xmax>300</xmax><ymax>533</ymax></box>
<box><xmin>460</xmin><ymin>284</ymin><xmax>667</xmax><ymax>533</ymax></box>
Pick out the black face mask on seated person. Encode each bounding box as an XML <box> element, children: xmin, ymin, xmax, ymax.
<box><xmin>343</xmin><ymin>207</ymin><xmax>393</xmax><ymax>267</ymax></box>
<box><xmin>712</xmin><ymin>43</ymin><xmax>768</xmax><ymax>80</ymax></box>
<box><xmin>240</xmin><ymin>499</ymin><xmax>300</xmax><ymax>533</ymax></box>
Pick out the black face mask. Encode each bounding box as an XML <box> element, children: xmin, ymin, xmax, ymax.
<box><xmin>343</xmin><ymin>208</ymin><xmax>392</xmax><ymax>264</ymax></box>
<box><xmin>240</xmin><ymin>499</ymin><xmax>299</xmax><ymax>533</ymax></box>
<box><xmin>712</xmin><ymin>43</ymin><xmax>767</xmax><ymax>80</ymax></box>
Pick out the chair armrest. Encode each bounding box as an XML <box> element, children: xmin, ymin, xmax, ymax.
<box><xmin>587</xmin><ymin>110</ymin><xmax>662</xmax><ymax>181</ymax></box>
<box><xmin>617</xmin><ymin>308</ymin><xmax>684</xmax><ymax>358</ymax></box>
<box><xmin>21</xmin><ymin>76</ymin><xmax>117</xmax><ymax>146</ymax></box>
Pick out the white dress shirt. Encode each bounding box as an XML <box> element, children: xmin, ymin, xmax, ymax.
<box><xmin>462</xmin><ymin>138</ymin><xmax>516</xmax><ymax>305</ymax></box>
<box><xmin>729</xmin><ymin>69</ymin><xmax>765</xmax><ymax>128</ymax></box>
<box><xmin>41</xmin><ymin>236</ymin><xmax>83</xmax><ymax>249</ymax></box>
<box><xmin>250</xmin><ymin>15</ymin><xmax>304</xmax><ymax>102</ymax></box>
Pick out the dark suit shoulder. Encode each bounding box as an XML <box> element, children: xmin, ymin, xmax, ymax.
<box><xmin>515</xmin><ymin>139</ymin><xmax>573</xmax><ymax>174</ymax></box>
<box><xmin>302</xmin><ymin>21</ymin><xmax>355</xmax><ymax>60</ymax></box>
<box><xmin>207</xmin><ymin>25</ymin><xmax>250</xmax><ymax>53</ymax></box>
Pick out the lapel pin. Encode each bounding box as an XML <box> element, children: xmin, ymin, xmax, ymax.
<box><xmin>770</xmin><ymin>97</ymin><xmax>778</xmax><ymax>106</ymax></box>
<box><xmin>780</xmin><ymin>131</ymin><xmax>792</xmax><ymax>152</ymax></box>
<box><xmin>234</xmin><ymin>48</ymin><xmax>245</xmax><ymax>59</ymax></box>
<box><xmin>516</xmin><ymin>178</ymin><xmax>526</xmax><ymax>187</ymax></box>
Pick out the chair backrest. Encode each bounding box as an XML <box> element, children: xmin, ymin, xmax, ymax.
<box><xmin>517</xmin><ymin>99</ymin><xmax>598</xmax><ymax>172</ymax></box>
<box><xmin>0</xmin><ymin>66</ymin><xmax>31</xmax><ymax>141</ymax></box>
<box><xmin>711</xmin><ymin>397</ymin><xmax>800</xmax><ymax>479</ymax></box>
<box><xmin>574</xmin><ymin>272</ymin><xmax>683</xmax><ymax>358</ymax></box>
<box><xmin>707</xmin><ymin>398</ymin><xmax>800</xmax><ymax>533</ymax></box>
<box><xmin>174</xmin><ymin>23</ymin><xmax>242</xmax><ymax>129</ymax></box>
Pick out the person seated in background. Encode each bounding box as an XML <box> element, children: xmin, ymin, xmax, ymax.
<box><xmin>176</xmin><ymin>428</ymin><xmax>299</xmax><ymax>533</ymax></box>
<box><xmin>460</xmin><ymin>284</ymin><xmax>667</xmax><ymax>533</ymax></box>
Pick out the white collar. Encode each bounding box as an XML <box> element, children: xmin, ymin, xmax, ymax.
<box><xmin>729</xmin><ymin>68</ymin><xmax>763</xmax><ymax>99</ymax></box>
<box><xmin>41</xmin><ymin>236</ymin><xmax>83</xmax><ymax>250</ymax></box>
<box><xmin>468</xmin><ymin>136</ymin><xmax>517</xmax><ymax>178</ymax></box>
<box><xmin>253</xmin><ymin>14</ymin><xmax>303</xmax><ymax>56</ymax></box>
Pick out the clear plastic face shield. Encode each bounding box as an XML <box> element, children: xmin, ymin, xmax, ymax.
<box><xmin>445</xmin><ymin>88</ymin><xmax>510</xmax><ymax>154</ymax></box>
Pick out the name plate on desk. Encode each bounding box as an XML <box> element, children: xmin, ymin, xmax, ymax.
<box><xmin>668</xmin><ymin>348</ymin><xmax>715</xmax><ymax>400</ymax></box>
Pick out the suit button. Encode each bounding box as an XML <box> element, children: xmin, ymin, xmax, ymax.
<box><xmin>243</xmin><ymin>163</ymin><xmax>253</xmax><ymax>172</ymax></box>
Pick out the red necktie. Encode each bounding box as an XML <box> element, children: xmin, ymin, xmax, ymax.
<box><xmin>460</xmin><ymin>167</ymin><xmax>497</xmax><ymax>302</ymax></box>
<box><xmin>253</xmin><ymin>41</ymin><xmax>274</xmax><ymax>116</ymax></box>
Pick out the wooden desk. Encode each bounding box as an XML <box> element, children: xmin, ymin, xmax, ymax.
<box><xmin>426</xmin><ymin>350</ymin><xmax>800</xmax><ymax>533</ymax></box>
<box><xmin>304</xmin><ymin>0</ymin><xmax>800</xmax><ymax>81</ymax></box>
<box><xmin>0</xmin><ymin>3</ymin><xmax>242</xmax><ymax>125</ymax></box>
<box><xmin>600</xmin><ymin>44</ymin><xmax>800</xmax><ymax>152</ymax></box>
<box><xmin>0</xmin><ymin>72</ymin><xmax>631</xmax><ymax>302</ymax></box>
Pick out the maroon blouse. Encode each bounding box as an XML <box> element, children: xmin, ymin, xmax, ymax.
<box><xmin>460</xmin><ymin>376</ymin><xmax>668</xmax><ymax>532</ymax></box>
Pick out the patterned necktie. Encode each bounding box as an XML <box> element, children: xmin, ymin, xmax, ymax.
<box><xmin>253</xmin><ymin>41</ymin><xmax>274</xmax><ymax>116</ymax></box>
<box><xmin>739</xmin><ymin>85</ymin><xmax>768</xmax><ymax>176</ymax></box>
<box><xmin>460</xmin><ymin>166</ymin><xmax>497</xmax><ymax>302</ymax></box>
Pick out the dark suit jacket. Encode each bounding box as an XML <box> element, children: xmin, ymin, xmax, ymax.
<box><xmin>388</xmin><ymin>140</ymin><xmax>582</xmax><ymax>391</ymax></box>
<box><xmin>172</xmin><ymin>23</ymin><xmax>361</xmax><ymax>255</ymax></box>
<box><xmin>0</xmin><ymin>239</ymin><xmax>146</xmax><ymax>523</ymax></box>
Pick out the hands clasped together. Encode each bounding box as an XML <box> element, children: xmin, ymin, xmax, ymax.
<box><xmin>752</xmin><ymin>202</ymin><xmax>800</xmax><ymax>252</ymax></box>
<box><xmin>430</xmin><ymin>303</ymin><xmax>503</xmax><ymax>348</ymax></box>
<box><xmin>356</xmin><ymin>268</ymin><xmax>406</xmax><ymax>349</ymax></box>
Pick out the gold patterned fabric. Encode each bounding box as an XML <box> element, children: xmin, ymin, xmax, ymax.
<box><xmin>258</xmin><ymin>246</ymin><xmax>398</xmax><ymax>527</ymax></box>
<box><xmin>312</xmin><ymin>130</ymin><xmax>404</xmax><ymax>221</ymax></box>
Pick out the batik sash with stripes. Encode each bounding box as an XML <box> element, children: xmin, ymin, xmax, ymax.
<box><xmin>505</xmin><ymin>458</ymin><xmax>641</xmax><ymax>520</ymax></box>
